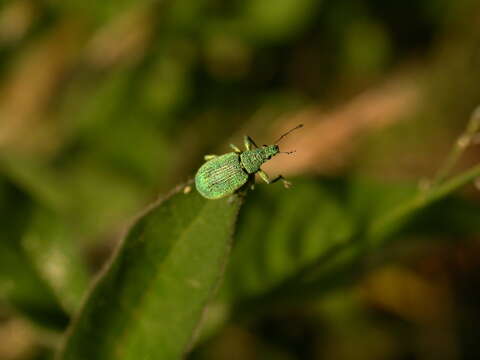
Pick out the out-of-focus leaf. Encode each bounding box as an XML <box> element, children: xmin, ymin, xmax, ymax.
<box><xmin>22</xmin><ymin>207</ymin><xmax>89</xmax><ymax>313</ymax></box>
<box><xmin>0</xmin><ymin>177</ymin><xmax>69</xmax><ymax>329</ymax></box>
<box><xmin>241</xmin><ymin>0</ymin><xmax>320</xmax><ymax>43</ymax></box>
<box><xmin>62</xmin><ymin>161</ymin><xmax>146</xmax><ymax>240</ymax></box>
<box><xmin>60</xmin><ymin>67</ymin><xmax>172</xmax><ymax>188</ymax></box>
<box><xmin>1</xmin><ymin>157</ymin><xmax>89</xmax><ymax>316</ymax></box>
<box><xmin>341</xmin><ymin>20</ymin><xmax>391</xmax><ymax>78</ymax></box>
<box><xmin>224</xmin><ymin>179</ymin><xmax>354</xmax><ymax>302</ymax></box>
<box><xmin>300</xmin><ymin>169</ymin><xmax>480</xmax><ymax>299</ymax></box>
<box><xmin>219</xmin><ymin>173</ymin><xmax>480</xmax><ymax>315</ymax></box>
<box><xmin>48</xmin><ymin>0</ymin><xmax>152</xmax><ymax>23</ymax></box>
<box><xmin>0</xmin><ymin>155</ymin><xmax>68</xmax><ymax>212</ymax></box>
<box><xmin>60</xmin><ymin>69</ymin><xmax>134</xmax><ymax>137</ymax></box>
<box><xmin>368</xmin><ymin>163</ymin><xmax>480</xmax><ymax>241</ymax></box>
<box><xmin>58</xmin><ymin>67</ymin><xmax>172</xmax><ymax>236</ymax></box>
<box><xmin>347</xmin><ymin>177</ymin><xmax>417</xmax><ymax>232</ymax></box>
<box><xmin>59</xmin><ymin>186</ymin><xmax>242</xmax><ymax>360</ymax></box>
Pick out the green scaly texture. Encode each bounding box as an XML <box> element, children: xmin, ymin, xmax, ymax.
<box><xmin>195</xmin><ymin>153</ymin><xmax>249</xmax><ymax>199</ymax></box>
<box><xmin>240</xmin><ymin>145</ymin><xmax>278</xmax><ymax>173</ymax></box>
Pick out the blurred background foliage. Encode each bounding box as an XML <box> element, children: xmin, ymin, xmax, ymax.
<box><xmin>1</xmin><ymin>0</ymin><xmax>480</xmax><ymax>359</ymax></box>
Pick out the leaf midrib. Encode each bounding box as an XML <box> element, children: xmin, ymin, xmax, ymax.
<box><xmin>111</xmin><ymin>199</ymin><xmax>214</xmax><ymax>357</ymax></box>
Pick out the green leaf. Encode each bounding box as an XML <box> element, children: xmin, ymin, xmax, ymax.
<box><xmin>220</xmin><ymin>172</ymin><xmax>480</xmax><ymax>316</ymax></box>
<box><xmin>0</xmin><ymin>178</ymin><xmax>69</xmax><ymax>329</ymax></box>
<box><xmin>242</xmin><ymin>0</ymin><xmax>320</xmax><ymax>43</ymax></box>
<box><xmin>0</xmin><ymin>155</ymin><xmax>68</xmax><ymax>212</ymax></box>
<box><xmin>368</xmin><ymin>163</ymin><xmax>480</xmax><ymax>241</ymax></box>
<box><xmin>59</xmin><ymin>186</ymin><xmax>242</xmax><ymax>360</ymax></box>
<box><xmin>22</xmin><ymin>207</ymin><xmax>90</xmax><ymax>313</ymax></box>
<box><xmin>290</xmin><ymin>168</ymin><xmax>480</xmax><ymax>301</ymax></box>
<box><xmin>1</xmin><ymin>156</ymin><xmax>90</xmax><ymax>315</ymax></box>
<box><xmin>406</xmin><ymin>196</ymin><xmax>480</xmax><ymax>236</ymax></box>
<box><xmin>224</xmin><ymin>179</ymin><xmax>354</xmax><ymax>303</ymax></box>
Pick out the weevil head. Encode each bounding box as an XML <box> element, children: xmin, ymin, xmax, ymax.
<box><xmin>262</xmin><ymin>144</ymin><xmax>280</xmax><ymax>159</ymax></box>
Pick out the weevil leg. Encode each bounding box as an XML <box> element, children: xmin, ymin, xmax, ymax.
<box><xmin>258</xmin><ymin>170</ymin><xmax>271</xmax><ymax>184</ymax></box>
<box><xmin>271</xmin><ymin>174</ymin><xmax>292</xmax><ymax>189</ymax></box>
<box><xmin>258</xmin><ymin>170</ymin><xmax>292</xmax><ymax>188</ymax></box>
<box><xmin>230</xmin><ymin>144</ymin><xmax>242</xmax><ymax>153</ymax></box>
<box><xmin>204</xmin><ymin>154</ymin><xmax>217</xmax><ymax>161</ymax></box>
<box><xmin>244</xmin><ymin>135</ymin><xmax>259</xmax><ymax>151</ymax></box>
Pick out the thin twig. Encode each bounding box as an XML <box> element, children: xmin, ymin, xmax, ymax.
<box><xmin>370</xmin><ymin>162</ymin><xmax>480</xmax><ymax>241</ymax></box>
<box><xmin>430</xmin><ymin>106</ymin><xmax>480</xmax><ymax>187</ymax></box>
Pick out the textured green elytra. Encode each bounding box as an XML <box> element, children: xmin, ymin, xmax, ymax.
<box><xmin>195</xmin><ymin>152</ymin><xmax>249</xmax><ymax>199</ymax></box>
<box><xmin>195</xmin><ymin>125</ymin><xmax>303</xmax><ymax>199</ymax></box>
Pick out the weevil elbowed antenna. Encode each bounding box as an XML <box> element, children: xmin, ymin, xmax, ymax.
<box><xmin>274</xmin><ymin>124</ymin><xmax>304</xmax><ymax>144</ymax></box>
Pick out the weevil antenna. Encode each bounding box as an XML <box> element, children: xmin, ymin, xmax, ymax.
<box><xmin>280</xmin><ymin>150</ymin><xmax>296</xmax><ymax>155</ymax></box>
<box><xmin>274</xmin><ymin>124</ymin><xmax>304</xmax><ymax>144</ymax></box>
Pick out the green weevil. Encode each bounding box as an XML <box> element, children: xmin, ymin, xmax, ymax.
<box><xmin>195</xmin><ymin>124</ymin><xmax>303</xmax><ymax>199</ymax></box>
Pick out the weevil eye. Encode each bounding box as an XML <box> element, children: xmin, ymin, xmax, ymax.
<box><xmin>263</xmin><ymin>144</ymin><xmax>267</xmax><ymax>147</ymax></box>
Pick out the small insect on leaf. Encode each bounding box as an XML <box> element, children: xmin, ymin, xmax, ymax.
<box><xmin>195</xmin><ymin>125</ymin><xmax>303</xmax><ymax>199</ymax></box>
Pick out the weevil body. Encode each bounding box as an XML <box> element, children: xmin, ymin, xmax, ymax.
<box><xmin>195</xmin><ymin>125</ymin><xmax>302</xmax><ymax>199</ymax></box>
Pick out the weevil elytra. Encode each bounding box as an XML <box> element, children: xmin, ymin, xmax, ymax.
<box><xmin>195</xmin><ymin>125</ymin><xmax>303</xmax><ymax>199</ymax></box>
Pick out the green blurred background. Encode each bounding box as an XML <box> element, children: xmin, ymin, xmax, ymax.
<box><xmin>1</xmin><ymin>0</ymin><xmax>480</xmax><ymax>359</ymax></box>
